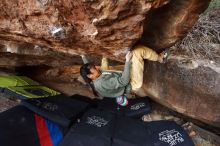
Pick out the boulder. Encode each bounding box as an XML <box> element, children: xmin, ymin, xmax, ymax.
<box><xmin>142</xmin><ymin>56</ymin><xmax>220</xmax><ymax>128</ymax></box>
<box><xmin>1</xmin><ymin>0</ymin><xmax>218</xmax><ymax>128</ymax></box>
<box><xmin>0</xmin><ymin>0</ymin><xmax>210</xmax><ymax>60</ymax></box>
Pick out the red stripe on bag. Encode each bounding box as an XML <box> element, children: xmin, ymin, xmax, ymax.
<box><xmin>35</xmin><ymin>114</ymin><xmax>53</xmax><ymax>146</ymax></box>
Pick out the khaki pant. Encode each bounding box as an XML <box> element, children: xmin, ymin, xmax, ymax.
<box><xmin>101</xmin><ymin>45</ymin><xmax>159</xmax><ymax>91</ymax></box>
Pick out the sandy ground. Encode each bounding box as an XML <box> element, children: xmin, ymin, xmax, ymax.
<box><xmin>0</xmin><ymin>94</ymin><xmax>20</xmax><ymax>113</ymax></box>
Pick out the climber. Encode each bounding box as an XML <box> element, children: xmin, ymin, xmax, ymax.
<box><xmin>80</xmin><ymin>45</ymin><xmax>169</xmax><ymax>106</ymax></box>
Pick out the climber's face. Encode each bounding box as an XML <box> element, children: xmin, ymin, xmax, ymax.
<box><xmin>87</xmin><ymin>65</ymin><xmax>101</xmax><ymax>80</ymax></box>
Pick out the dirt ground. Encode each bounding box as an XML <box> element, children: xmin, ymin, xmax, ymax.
<box><xmin>0</xmin><ymin>94</ymin><xmax>20</xmax><ymax>113</ymax></box>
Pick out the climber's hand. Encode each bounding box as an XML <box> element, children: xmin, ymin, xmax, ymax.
<box><xmin>125</xmin><ymin>51</ymin><xmax>133</xmax><ymax>62</ymax></box>
<box><xmin>80</xmin><ymin>54</ymin><xmax>86</xmax><ymax>58</ymax></box>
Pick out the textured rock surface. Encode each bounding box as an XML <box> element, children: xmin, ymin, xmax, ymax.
<box><xmin>0</xmin><ymin>0</ymin><xmax>165</xmax><ymax>60</ymax></box>
<box><xmin>1</xmin><ymin>0</ymin><xmax>219</xmax><ymax>128</ymax></box>
<box><xmin>141</xmin><ymin>0</ymin><xmax>211</xmax><ymax>49</ymax></box>
<box><xmin>18</xmin><ymin>55</ymin><xmax>220</xmax><ymax>128</ymax></box>
<box><xmin>0</xmin><ymin>0</ymin><xmax>210</xmax><ymax>61</ymax></box>
<box><xmin>142</xmin><ymin>56</ymin><xmax>220</xmax><ymax>128</ymax></box>
<box><xmin>0</xmin><ymin>41</ymin><xmax>121</xmax><ymax>67</ymax></box>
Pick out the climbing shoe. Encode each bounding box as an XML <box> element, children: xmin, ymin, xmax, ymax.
<box><xmin>161</xmin><ymin>48</ymin><xmax>170</xmax><ymax>63</ymax></box>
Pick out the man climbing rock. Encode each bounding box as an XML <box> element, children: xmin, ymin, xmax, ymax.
<box><xmin>80</xmin><ymin>45</ymin><xmax>169</xmax><ymax>106</ymax></box>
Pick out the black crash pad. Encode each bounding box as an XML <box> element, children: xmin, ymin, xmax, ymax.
<box><xmin>113</xmin><ymin>119</ymin><xmax>194</xmax><ymax>146</ymax></box>
<box><xmin>112</xmin><ymin>116</ymin><xmax>151</xmax><ymax>146</ymax></box>
<box><xmin>70</xmin><ymin>94</ymin><xmax>99</xmax><ymax>108</ymax></box>
<box><xmin>0</xmin><ymin>105</ymin><xmax>67</xmax><ymax>146</ymax></box>
<box><xmin>59</xmin><ymin>110</ymin><xmax>194</xmax><ymax>146</ymax></box>
<box><xmin>144</xmin><ymin>121</ymin><xmax>195</xmax><ymax>146</ymax></box>
<box><xmin>98</xmin><ymin>97</ymin><xmax>151</xmax><ymax>118</ymax></box>
<box><xmin>22</xmin><ymin>94</ymin><xmax>89</xmax><ymax>127</ymax></box>
<box><xmin>59</xmin><ymin>109</ymin><xmax>116</xmax><ymax>146</ymax></box>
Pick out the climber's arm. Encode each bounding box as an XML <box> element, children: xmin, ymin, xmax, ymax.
<box><xmin>81</xmin><ymin>55</ymin><xmax>89</xmax><ymax>64</ymax></box>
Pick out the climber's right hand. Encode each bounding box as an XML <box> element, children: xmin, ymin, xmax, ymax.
<box><xmin>80</xmin><ymin>54</ymin><xmax>86</xmax><ymax>58</ymax></box>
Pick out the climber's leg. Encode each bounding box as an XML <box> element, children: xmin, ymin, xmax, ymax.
<box><xmin>100</xmin><ymin>57</ymin><xmax>109</xmax><ymax>70</ymax></box>
<box><xmin>130</xmin><ymin>45</ymin><xmax>160</xmax><ymax>91</ymax></box>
